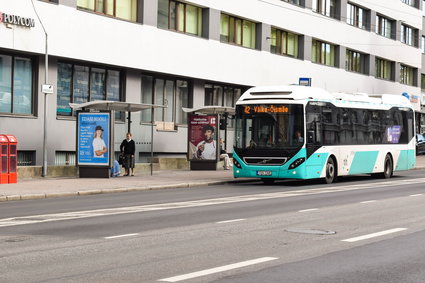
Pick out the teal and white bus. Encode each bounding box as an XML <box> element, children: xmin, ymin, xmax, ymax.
<box><xmin>233</xmin><ymin>85</ymin><xmax>416</xmax><ymax>184</ymax></box>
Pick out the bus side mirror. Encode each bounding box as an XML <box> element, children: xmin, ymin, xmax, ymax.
<box><xmin>307</xmin><ymin>130</ymin><xmax>315</xmax><ymax>144</ymax></box>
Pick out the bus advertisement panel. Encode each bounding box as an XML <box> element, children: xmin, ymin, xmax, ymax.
<box><xmin>188</xmin><ymin>114</ymin><xmax>218</xmax><ymax>161</ymax></box>
<box><xmin>77</xmin><ymin>112</ymin><xmax>111</xmax><ymax>166</ymax></box>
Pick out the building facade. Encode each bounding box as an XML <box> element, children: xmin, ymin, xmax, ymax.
<box><xmin>0</xmin><ymin>0</ymin><xmax>424</xmax><ymax>167</ymax></box>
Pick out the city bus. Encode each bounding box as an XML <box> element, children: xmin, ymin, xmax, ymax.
<box><xmin>233</xmin><ymin>85</ymin><xmax>416</xmax><ymax>184</ymax></box>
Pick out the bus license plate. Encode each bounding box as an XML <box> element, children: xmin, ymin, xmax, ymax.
<box><xmin>257</xmin><ymin>170</ymin><xmax>272</xmax><ymax>176</ymax></box>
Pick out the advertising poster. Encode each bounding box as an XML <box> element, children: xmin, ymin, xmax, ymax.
<box><xmin>77</xmin><ymin>112</ymin><xmax>110</xmax><ymax>166</ymax></box>
<box><xmin>188</xmin><ymin>114</ymin><xmax>218</xmax><ymax>161</ymax></box>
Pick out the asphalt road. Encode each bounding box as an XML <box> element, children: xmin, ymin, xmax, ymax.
<box><xmin>1</xmin><ymin>170</ymin><xmax>425</xmax><ymax>282</ymax></box>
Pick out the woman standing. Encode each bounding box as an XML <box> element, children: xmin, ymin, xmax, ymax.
<box><xmin>120</xmin><ymin>132</ymin><xmax>136</xmax><ymax>176</ymax></box>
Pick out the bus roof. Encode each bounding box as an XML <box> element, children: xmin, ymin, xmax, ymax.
<box><xmin>237</xmin><ymin>85</ymin><xmax>413</xmax><ymax>109</ymax></box>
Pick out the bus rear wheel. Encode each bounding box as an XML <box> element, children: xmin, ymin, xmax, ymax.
<box><xmin>324</xmin><ymin>157</ymin><xmax>337</xmax><ymax>184</ymax></box>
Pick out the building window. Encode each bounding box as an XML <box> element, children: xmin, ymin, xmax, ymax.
<box><xmin>346</xmin><ymin>49</ymin><xmax>366</xmax><ymax>74</ymax></box>
<box><xmin>281</xmin><ymin>0</ymin><xmax>301</xmax><ymax>5</ymax></box>
<box><xmin>17</xmin><ymin>150</ymin><xmax>36</xmax><ymax>166</ymax></box>
<box><xmin>55</xmin><ymin>151</ymin><xmax>76</xmax><ymax>166</ymax></box>
<box><xmin>401</xmin><ymin>0</ymin><xmax>416</xmax><ymax>7</ymax></box>
<box><xmin>0</xmin><ymin>54</ymin><xmax>33</xmax><ymax>115</ymax></box>
<box><xmin>375</xmin><ymin>58</ymin><xmax>393</xmax><ymax>80</ymax></box>
<box><xmin>311</xmin><ymin>40</ymin><xmax>336</xmax><ymax>67</ymax></box>
<box><xmin>400</xmin><ymin>64</ymin><xmax>415</xmax><ymax>86</ymax></box>
<box><xmin>312</xmin><ymin>0</ymin><xmax>337</xmax><ymax>18</ymax></box>
<box><xmin>157</xmin><ymin>0</ymin><xmax>203</xmax><ymax>37</ymax></box>
<box><xmin>141</xmin><ymin>75</ymin><xmax>190</xmax><ymax>124</ymax></box>
<box><xmin>57</xmin><ymin>62</ymin><xmax>121</xmax><ymax>116</ymax></box>
<box><xmin>204</xmin><ymin>84</ymin><xmax>242</xmax><ymax>107</ymax></box>
<box><xmin>400</xmin><ymin>24</ymin><xmax>417</xmax><ymax>46</ymax></box>
<box><xmin>376</xmin><ymin>15</ymin><xmax>394</xmax><ymax>39</ymax></box>
<box><xmin>347</xmin><ymin>3</ymin><xmax>367</xmax><ymax>29</ymax></box>
<box><xmin>220</xmin><ymin>14</ymin><xmax>256</xmax><ymax>49</ymax></box>
<box><xmin>270</xmin><ymin>27</ymin><xmax>299</xmax><ymax>58</ymax></box>
<box><xmin>76</xmin><ymin>0</ymin><xmax>137</xmax><ymax>21</ymax></box>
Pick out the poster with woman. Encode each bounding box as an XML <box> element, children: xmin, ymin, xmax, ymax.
<box><xmin>188</xmin><ymin>114</ymin><xmax>218</xmax><ymax>161</ymax></box>
<box><xmin>77</xmin><ymin>112</ymin><xmax>110</xmax><ymax>166</ymax></box>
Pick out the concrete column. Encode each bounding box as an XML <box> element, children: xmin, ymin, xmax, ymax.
<box><xmin>139</xmin><ymin>0</ymin><xmax>158</xmax><ymax>26</ymax></box>
<box><xmin>396</xmin><ymin>20</ymin><xmax>402</xmax><ymax>41</ymax></box>
<box><xmin>394</xmin><ymin>62</ymin><xmax>401</xmax><ymax>82</ymax></box>
<box><xmin>368</xmin><ymin>55</ymin><xmax>376</xmax><ymax>77</ymax></box>
<box><xmin>256</xmin><ymin>23</ymin><xmax>271</xmax><ymax>52</ymax></box>
<box><xmin>304</xmin><ymin>0</ymin><xmax>312</xmax><ymax>9</ymax></box>
<box><xmin>339</xmin><ymin>0</ymin><xmax>348</xmax><ymax>22</ymax></box>
<box><xmin>203</xmin><ymin>8</ymin><xmax>221</xmax><ymax>41</ymax></box>
<box><xmin>59</xmin><ymin>0</ymin><xmax>76</xmax><ymax>7</ymax></box>
<box><xmin>301</xmin><ymin>35</ymin><xmax>312</xmax><ymax>61</ymax></box>
<box><xmin>337</xmin><ymin>45</ymin><xmax>346</xmax><ymax>69</ymax></box>
<box><xmin>369</xmin><ymin>10</ymin><xmax>377</xmax><ymax>33</ymax></box>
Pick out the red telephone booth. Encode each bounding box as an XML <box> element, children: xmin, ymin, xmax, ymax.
<box><xmin>6</xmin><ymin>135</ymin><xmax>17</xmax><ymax>183</ymax></box>
<box><xmin>0</xmin><ymin>135</ymin><xmax>9</xmax><ymax>184</ymax></box>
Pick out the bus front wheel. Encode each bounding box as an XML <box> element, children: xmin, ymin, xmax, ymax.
<box><xmin>381</xmin><ymin>155</ymin><xmax>393</xmax><ymax>179</ymax></box>
<box><xmin>324</xmin><ymin>157</ymin><xmax>337</xmax><ymax>184</ymax></box>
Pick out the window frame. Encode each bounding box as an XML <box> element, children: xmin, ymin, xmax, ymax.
<box><xmin>157</xmin><ymin>0</ymin><xmax>203</xmax><ymax>37</ymax></box>
<box><xmin>312</xmin><ymin>0</ymin><xmax>338</xmax><ymax>19</ymax></box>
<box><xmin>220</xmin><ymin>13</ymin><xmax>257</xmax><ymax>49</ymax></box>
<box><xmin>375</xmin><ymin>14</ymin><xmax>395</xmax><ymax>39</ymax></box>
<box><xmin>375</xmin><ymin>57</ymin><xmax>394</xmax><ymax>81</ymax></box>
<box><xmin>346</xmin><ymin>2</ymin><xmax>367</xmax><ymax>30</ymax></box>
<box><xmin>346</xmin><ymin>49</ymin><xmax>367</xmax><ymax>74</ymax></box>
<box><xmin>0</xmin><ymin>52</ymin><xmax>35</xmax><ymax>116</ymax></box>
<box><xmin>270</xmin><ymin>27</ymin><xmax>300</xmax><ymax>58</ymax></box>
<box><xmin>400</xmin><ymin>64</ymin><xmax>416</xmax><ymax>86</ymax></box>
<box><xmin>311</xmin><ymin>39</ymin><xmax>337</xmax><ymax>67</ymax></box>
<box><xmin>140</xmin><ymin>74</ymin><xmax>192</xmax><ymax>125</ymax></box>
<box><xmin>76</xmin><ymin>0</ymin><xmax>138</xmax><ymax>22</ymax></box>
<box><xmin>56</xmin><ymin>61</ymin><xmax>123</xmax><ymax>117</ymax></box>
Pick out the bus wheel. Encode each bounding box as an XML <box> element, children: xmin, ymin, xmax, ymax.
<box><xmin>381</xmin><ymin>155</ymin><xmax>393</xmax><ymax>179</ymax></box>
<box><xmin>261</xmin><ymin>178</ymin><xmax>275</xmax><ymax>185</ymax></box>
<box><xmin>324</xmin><ymin>157</ymin><xmax>337</xmax><ymax>184</ymax></box>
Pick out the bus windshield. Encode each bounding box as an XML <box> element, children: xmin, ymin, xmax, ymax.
<box><xmin>235</xmin><ymin>104</ymin><xmax>304</xmax><ymax>150</ymax></box>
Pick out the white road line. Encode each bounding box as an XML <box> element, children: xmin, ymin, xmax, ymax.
<box><xmin>298</xmin><ymin>208</ymin><xmax>319</xmax><ymax>212</ymax></box>
<box><xmin>2</xmin><ymin>177</ymin><xmax>425</xmax><ymax>228</ymax></box>
<box><xmin>158</xmin><ymin>257</ymin><xmax>278</xmax><ymax>282</ymax></box>
<box><xmin>360</xmin><ymin>200</ymin><xmax>377</xmax><ymax>204</ymax></box>
<box><xmin>216</xmin><ymin>219</ymin><xmax>246</xmax><ymax>224</ymax></box>
<box><xmin>104</xmin><ymin>233</ymin><xmax>140</xmax><ymax>239</ymax></box>
<box><xmin>342</xmin><ymin>228</ymin><xmax>407</xmax><ymax>243</ymax></box>
<box><xmin>409</xmin><ymin>194</ymin><xmax>423</xmax><ymax>197</ymax></box>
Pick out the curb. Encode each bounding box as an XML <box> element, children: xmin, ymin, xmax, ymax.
<box><xmin>0</xmin><ymin>179</ymin><xmax>254</xmax><ymax>202</ymax></box>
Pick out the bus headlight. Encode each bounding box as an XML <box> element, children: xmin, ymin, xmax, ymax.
<box><xmin>289</xmin><ymin>157</ymin><xmax>305</xmax><ymax>169</ymax></box>
<box><xmin>233</xmin><ymin>159</ymin><xmax>242</xmax><ymax>168</ymax></box>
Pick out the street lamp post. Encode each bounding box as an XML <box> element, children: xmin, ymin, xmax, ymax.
<box><xmin>31</xmin><ymin>0</ymin><xmax>49</xmax><ymax>177</ymax></box>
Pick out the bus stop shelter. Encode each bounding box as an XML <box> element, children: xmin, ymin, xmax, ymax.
<box><xmin>183</xmin><ymin>106</ymin><xmax>235</xmax><ymax>170</ymax></box>
<box><xmin>70</xmin><ymin>101</ymin><xmax>165</xmax><ymax>178</ymax></box>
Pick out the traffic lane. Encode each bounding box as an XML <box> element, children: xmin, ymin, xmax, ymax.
<box><xmin>215</xmin><ymin>229</ymin><xmax>425</xmax><ymax>283</ymax></box>
<box><xmin>0</xmin><ymin>178</ymin><xmax>424</xmax><ymax>239</ymax></box>
<box><xmin>1</xmin><ymin>195</ymin><xmax>425</xmax><ymax>282</ymax></box>
<box><xmin>0</xmin><ymin>169</ymin><xmax>424</xmax><ymax>219</ymax></box>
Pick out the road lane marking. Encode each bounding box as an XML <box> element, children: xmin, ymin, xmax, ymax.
<box><xmin>342</xmin><ymin>228</ymin><xmax>407</xmax><ymax>242</ymax></box>
<box><xmin>298</xmin><ymin>208</ymin><xmax>319</xmax><ymax>212</ymax></box>
<box><xmin>158</xmin><ymin>257</ymin><xmax>278</xmax><ymax>282</ymax></box>
<box><xmin>360</xmin><ymin>200</ymin><xmax>377</xmax><ymax>204</ymax></box>
<box><xmin>216</xmin><ymin>219</ymin><xmax>246</xmax><ymax>224</ymax></box>
<box><xmin>409</xmin><ymin>194</ymin><xmax>423</xmax><ymax>197</ymax></box>
<box><xmin>2</xmin><ymin>177</ymin><xmax>425</xmax><ymax>228</ymax></box>
<box><xmin>104</xmin><ymin>233</ymin><xmax>140</xmax><ymax>239</ymax></box>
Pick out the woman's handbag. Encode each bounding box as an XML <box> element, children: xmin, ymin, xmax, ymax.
<box><xmin>118</xmin><ymin>154</ymin><xmax>124</xmax><ymax>165</ymax></box>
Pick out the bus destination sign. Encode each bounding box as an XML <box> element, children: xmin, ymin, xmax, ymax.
<box><xmin>244</xmin><ymin>105</ymin><xmax>289</xmax><ymax>114</ymax></box>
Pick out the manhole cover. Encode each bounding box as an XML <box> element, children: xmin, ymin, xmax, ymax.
<box><xmin>285</xmin><ymin>228</ymin><xmax>336</xmax><ymax>235</ymax></box>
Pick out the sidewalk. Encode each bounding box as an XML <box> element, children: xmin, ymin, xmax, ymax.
<box><xmin>1</xmin><ymin>156</ymin><xmax>425</xmax><ymax>202</ymax></box>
